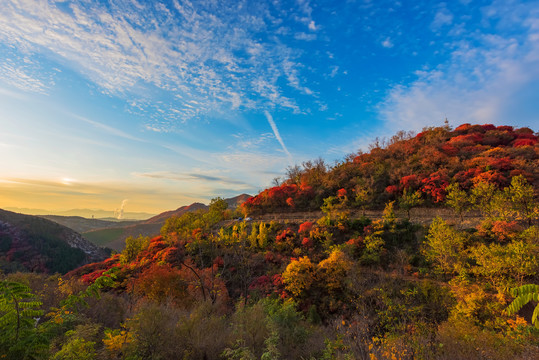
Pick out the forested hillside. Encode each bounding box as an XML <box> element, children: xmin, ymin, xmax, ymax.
<box><xmin>0</xmin><ymin>209</ymin><xmax>108</xmax><ymax>274</ymax></box>
<box><xmin>1</xmin><ymin>123</ymin><xmax>538</xmax><ymax>359</ymax></box>
<box><xmin>70</xmin><ymin>195</ymin><xmax>252</xmax><ymax>251</ymax></box>
<box><xmin>242</xmin><ymin>123</ymin><xmax>537</xmax><ymax>214</ymax></box>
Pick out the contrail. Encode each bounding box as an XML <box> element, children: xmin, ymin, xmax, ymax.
<box><xmin>264</xmin><ymin>111</ymin><xmax>292</xmax><ymax>161</ymax></box>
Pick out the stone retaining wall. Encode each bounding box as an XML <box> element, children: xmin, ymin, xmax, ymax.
<box><xmin>251</xmin><ymin>207</ymin><xmax>484</xmax><ymax>227</ymax></box>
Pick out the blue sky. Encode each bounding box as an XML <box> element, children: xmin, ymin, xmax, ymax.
<box><xmin>0</xmin><ymin>0</ymin><xmax>538</xmax><ymax>215</ymax></box>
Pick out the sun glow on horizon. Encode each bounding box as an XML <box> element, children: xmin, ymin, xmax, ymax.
<box><xmin>0</xmin><ymin>0</ymin><xmax>537</xmax><ymax>215</ymax></box>
<box><xmin>60</xmin><ymin>177</ymin><xmax>75</xmax><ymax>185</ymax></box>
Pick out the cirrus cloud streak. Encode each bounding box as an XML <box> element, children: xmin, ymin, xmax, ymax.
<box><xmin>0</xmin><ymin>0</ymin><xmax>320</xmax><ymax>128</ymax></box>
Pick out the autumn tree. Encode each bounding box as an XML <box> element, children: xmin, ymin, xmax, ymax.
<box><xmin>506</xmin><ymin>175</ymin><xmax>538</xmax><ymax>226</ymax></box>
<box><xmin>282</xmin><ymin>257</ymin><xmax>316</xmax><ymax>299</ymax></box>
<box><xmin>353</xmin><ymin>184</ymin><xmax>373</xmax><ymax>216</ymax></box>
<box><xmin>445</xmin><ymin>183</ymin><xmax>472</xmax><ymax>222</ymax></box>
<box><xmin>133</xmin><ymin>264</ymin><xmax>189</xmax><ymax>304</ymax></box>
<box><xmin>319</xmin><ymin>196</ymin><xmax>349</xmax><ymax>228</ymax></box>
<box><xmin>204</xmin><ymin>197</ymin><xmax>229</xmax><ymax>225</ymax></box>
<box><xmin>398</xmin><ymin>189</ymin><xmax>423</xmax><ymax>219</ymax></box>
<box><xmin>248</xmin><ymin>223</ymin><xmax>259</xmax><ymax>248</ymax></box>
<box><xmin>422</xmin><ymin>217</ymin><xmax>467</xmax><ymax>275</ymax></box>
<box><xmin>471</xmin><ymin>239</ymin><xmax>539</xmax><ymax>288</ymax></box>
<box><xmin>471</xmin><ymin>182</ymin><xmax>498</xmax><ymax>219</ymax></box>
<box><xmin>421</xmin><ymin>170</ymin><xmax>449</xmax><ymax>203</ymax></box>
<box><xmin>257</xmin><ymin>223</ymin><xmax>270</xmax><ymax>249</ymax></box>
<box><xmin>121</xmin><ymin>235</ymin><xmax>150</xmax><ymax>264</ymax></box>
<box><xmin>285</xmin><ymin>164</ymin><xmax>302</xmax><ymax>185</ymax></box>
<box><xmin>317</xmin><ymin>249</ymin><xmax>353</xmax><ymax>311</ymax></box>
<box><xmin>382</xmin><ymin>201</ymin><xmax>396</xmax><ymax>224</ymax></box>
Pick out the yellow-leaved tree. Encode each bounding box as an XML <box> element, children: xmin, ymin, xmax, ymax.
<box><xmin>422</xmin><ymin>217</ymin><xmax>467</xmax><ymax>275</ymax></box>
<box><xmin>282</xmin><ymin>256</ymin><xmax>316</xmax><ymax>299</ymax></box>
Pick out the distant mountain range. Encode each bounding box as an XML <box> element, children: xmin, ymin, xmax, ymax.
<box><xmin>143</xmin><ymin>202</ymin><xmax>208</xmax><ymax>224</ymax></box>
<box><xmin>44</xmin><ymin>194</ymin><xmax>252</xmax><ymax>251</ymax></box>
<box><xmin>39</xmin><ymin>216</ymin><xmax>139</xmax><ymax>234</ymax></box>
<box><xmin>144</xmin><ymin>194</ymin><xmax>251</xmax><ymax>224</ymax></box>
<box><xmin>4</xmin><ymin>207</ymin><xmax>157</xmax><ymax>220</ymax></box>
<box><xmin>0</xmin><ymin>195</ymin><xmax>251</xmax><ymax>273</ymax></box>
<box><xmin>0</xmin><ymin>209</ymin><xmax>108</xmax><ymax>274</ymax></box>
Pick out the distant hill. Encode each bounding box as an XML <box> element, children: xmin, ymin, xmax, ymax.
<box><xmin>81</xmin><ymin>202</ymin><xmax>208</xmax><ymax>251</ymax></box>
<box><xmin>4</xmin><ymin>207</ymin><xmax>156</xmax><ymax>220</ymax></box>
<box><xmin>0</xmin><ymin>209</ymin><xmax>108</xmax><ymax>274</ymax></box>
<box><xmin>242</xmin><ymin>123</ymin><xmax>538</xmax><ymax>215</ymax></box>
<box><xmin>82</xmin><ymin>223</ymin><xmax>164</xmax><ymax>251</ymax></box>
<box><xmin>144</xmin><ymin>194</ymin><xmax>250</xmax><ymax>224</ymax></box>
<box><xmin>40</xmin><ymin>215</ymin><xmax>138</xmax><ymax>234</ymax></box>
<box><xmin>144</xmin><ymin>202</ymin><xmax>208</xmax><ymax>224</ymax></box>
<box><xmin>76</xmin><ymin>194</ymin><xmax>252</xmax><ymax>251</ymax></box>
<box><xmin>224</xmin><ymin>193</ymin><xmax>252</xmax><ymax>208</ymax></box>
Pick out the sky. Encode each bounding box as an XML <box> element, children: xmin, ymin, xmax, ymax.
<box><xmin>0</xmin><ymin>0</ymin><xmax>538</xmax><ymax>217</ymax></box>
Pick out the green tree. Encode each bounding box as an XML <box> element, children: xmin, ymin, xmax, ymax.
<box><xmin>471</xmin><ymin>182</ymin><xmax>498</xmax><ymax>219</ymax></box>
<box><xmin>398</xmin><ymin>189</ymin><xmax>423</xmax><ymax>219</ymax></box>
<box><xmin>422</xmin><ymin>217</ymin><xmax>467</xmax><ymax>275</ymax></box>
<box><xmin>258</xmin><ymin>223</ymin><xmax>270</xmax><ymax>249</ymax></box>
<box><xmin>506</xmin><ymin>175</ymin><xmax>538</xmax><ymax>226</ymax></box>
<box><xmin>360</xmin><ymin>234</ymin><xmax>386</xmax><ymax>265</ymax></box>
<box><xmin>471</xmin><ymin>239</ymin><xmax>539</xmax><ymax>288</ymax></box>
<box><xmin>227</xmin><ymin>301</ymin><xmax>268</xmax><ymax>358</ymax></box>
<box><xmin>204</xmin><ymin>197</ymin><xmax>229</xmax><ymax>225</ymax></box>
<box><xmin>161</xmin><ymin>211</ymin><xmax>205</xmax><ymax>239</ymax></box>
<box><xmin>354</xmin><ymin>185</ymin><xmax>372</xmax><ymax>216</ymax></box>
<box><xmin>445</xmin><ymin>183</ymin><xmax>472</xmax><ymax>222</ymax></box>
<box><xmin>261</xmin><ymin>299</ymin><xmax>310</xmax><ymax>359</ymax></box>
<box><xmin>248</xmin><ymin>223</ymin><xmax>259</xmax><ymax>248</ymax></box>
<box><xmin>0</xmin><ymin>281</ymin><xmax>44</xmax><ymax>358</ymax></box>
<box><xmin>319</xmin><ymin>196</ymin><xmax>349</xmax><ymax>227</ymax></box>
<box><xmin>209</xmin><ymin>197</ymin><xmax>228</xmax><ymax>212</ymax></box>
<box><xmin>490</xmin><ymin>191</ymin><xmax>514</xmax><ymax>222</ymax></box>
<box><xmin>121</xmin><ymin>235</ymin><xmax>150</xmax><ymax>264</ymax></box>
<box><xmin>382</xmin><ymin>201</ymin><xmax>396</xmax><ymax>224</ymax></box>
<box><xmin>52</xmin><ymin>336</ymin><xmax>96</xmax><ymax>360</ymax></box>
<box><xmin>505</xmin><ymin>284</ymin><xmax>539</xmax><ymax>329</ymax></box>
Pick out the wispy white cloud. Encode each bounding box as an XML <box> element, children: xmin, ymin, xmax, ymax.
<box><xmin>160</xmin><ymin>143</ymin><xmax>216</xmax><ymax>167</ymax></box>
<box><xmin>160</xmin><ymin>141</ymin><xmax>286</xmax><ymax>186</ymax></box>
<box><xmin>326</xmin><ymin>130</ymin><xmax>380</xmax><ymax>157</ymax></box>
<box><xmin>381</xmin><ymin>37</ymin><xmax>393</xmax><ymax>48</ymax></box>
<box><xmin>217</xmin><ymin>151</ymin><xmax>288</xmax><ymax>175</ymax></box>
<box><xmin>264</xmin><ymin>111</ymin><xmax>292</xmax><ymax>161</ymax></box>
<box><xmin>294</xmin><ymin>32</ymin><xmax>316</xmax><ymax>41</ymax></box>
<box><xmin>0</xmin><ymin>0</ymin><xmax>320</xmax><ymax>128</ymax></box>
<box><xmin>431</xmin><ymin>5</ymin><xmax>453</xmax><ymax>31</ymax></box>
<box><xmin>378</xmin><ymin>0</ymin><xmax>539</xmax><ymax>132</ymax></box>
<box><xmin>232</xmin><ymin>132</ymin><xmax>275</xmax><ymax>150</ymax></box>
<box><xmin>0</xmin><ymin>50</ymin><xmax>51</xmax><ymax>94</ymax></box>
<box><xmin>133</xmin><ymin>170</ymin><xmax>253</xmax><ymax>188</ymax></box>
<box><xmin>67</xmin><ymin>113</ymin><xmax>146</xmax><ymax>142</ymax></box>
